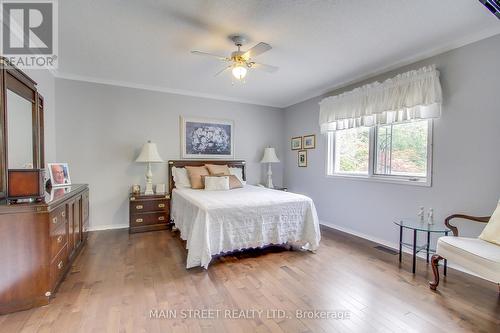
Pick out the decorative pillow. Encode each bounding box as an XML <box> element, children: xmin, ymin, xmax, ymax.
<box><xmin>205</xmin><ymin>164</ymin><xmax>230</xmax><ymax>175</ymax></box>
<box><xmin>204</xmin><ymin>176</ymin><xmax>230</xmax><ymax>191</ymax></box>
<box><xmin>172</xmin><ymin>167</ymin><xmax>191</xmax><ymax>188</ymax></box>
<box><xmin>185</xmin><ymin>166</ymin><xmax>209</xmax><ymax>189</ymax></box>
<box><xmin>229</xmin><ymin>167</ymin><xmax>246</xmax><ymax>185</ymax></box>
<box><xmin>479</xmin><ymin>200</ymin><xmax>500</xmax><ymax>246</ymax></box>
<box><xmin>227</xmin><ymin>175</ymin><xmax>243</xmax><ymax>189</ymax></box>
<box><xmin>203</xmin><ymin>174</ymin><xmax>242</xmax><ymax>189</ymax></box>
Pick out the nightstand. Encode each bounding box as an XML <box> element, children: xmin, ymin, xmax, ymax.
<box><xmin>129</xmin><ymin>193</ymin><xmax>170</xmax><ymax>233</ymax></box>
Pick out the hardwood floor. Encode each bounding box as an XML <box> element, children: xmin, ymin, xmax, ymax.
<box><xmin>0</xmin><ymin>226</ymin><xmax>498</xmax><ymax>333</ymax></box>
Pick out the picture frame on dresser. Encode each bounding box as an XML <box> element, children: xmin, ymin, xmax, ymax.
<box><xmin>180</xmin><ymin>116</ymin><xmax>234</xmax><ymax>159</ymax></box>
<box><xmin>48</xmin><ymin>163</ymin><xmax>72</xmax><ymax>187</ymax></box>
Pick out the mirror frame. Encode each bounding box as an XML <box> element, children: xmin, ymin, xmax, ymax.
<box><xmin>0</xmin><ymin>57</ymin><xmax>45</xmax><ymax>199</ymax></box>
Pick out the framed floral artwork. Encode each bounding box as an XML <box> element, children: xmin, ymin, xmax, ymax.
<box><xmin>298</xmin><ymin>150</ymin><xmax>307</xmax><ymax>167</ymax></box>
<box><xmin>180</xmin><ymin>116</ymin><xmax>234</xmax><ymax>159</ymax></box>
<box><xmin>302</xmin><ymin>134</ymin><xmax>316</xmax><ymax>149</ymax></box>
<box><xmin>291</xmin><ymin>137</ymin><xmax>302</xmax><ymax>150</ymax></box>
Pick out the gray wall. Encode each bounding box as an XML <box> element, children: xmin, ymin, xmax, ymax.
<box><xmin>283</xmin><ymin>34</ymin><xmax>500</xmax><ymax>248</ymax></box>
<box><xmin>55</xmin><ymin>79</ymin><xmax>285</xmax><ymax>229</ymax></box>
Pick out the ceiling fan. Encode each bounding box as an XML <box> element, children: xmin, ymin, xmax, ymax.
<box><xmin>191</xmin><ymin>35</ymin><xmax>279</xmax><ymax>81</ymax></box>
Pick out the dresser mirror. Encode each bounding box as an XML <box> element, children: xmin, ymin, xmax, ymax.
<box><xmin>0</xmin><ymin>57</ymin><xmax>45</xmax><ymax>200</ymax></box>
<box><xmin>6</xmin><ymin>89</ymin><xmax>35</xmax><ymax>169</ymax></box>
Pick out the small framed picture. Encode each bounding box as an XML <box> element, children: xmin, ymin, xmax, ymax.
<box><xmin>303</xmin><ymin>134</ymin><xmax>316</xmax><ymax>149</ymax></box>
<box><xmin>155</xmin><ymin>184</ymin><xmax>166</xmax><ymax>194</ymax></box>
<box><xmin>291</xmin><ymin>137</ymin><xmax>302</xmax><ymax>150</ymax></box>
<box><xmin>298</xmin><ymin>150</ymin><xmax>307</xmax><ymax>167</ymax></box>
<box><xmin>131</xmin><ymin>184</ymin><xmax>141</xmax><ymax>194</ymax></box>
<box><xmin>48</xmin><ymin>163</ymin><xmax>72</xmax><ymax>187</ymax></box>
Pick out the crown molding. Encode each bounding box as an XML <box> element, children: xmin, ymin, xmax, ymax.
<box><xmin>51</xmin><ymin>29</ymin><xmax>499</xmax><ymax>110</ymax></box>
<box><xmin>53</xmin><ymin>71</ymin><xmax>283</xmax><ymax>108</ymax></box>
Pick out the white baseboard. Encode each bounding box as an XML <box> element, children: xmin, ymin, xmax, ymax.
<box><xmin>320</xmin><ymin>220</ymin><xmax>400</xmax><ymax>250</ymax></box>
<box><xmin>88</xmin><ymin>224</ymin><xmax>128</xmax><ymax>231</ymax></box>
<box><xmin>319</xmin><ymin>220</ymin><xmax>476</xmax><ymax>277</ymax></box>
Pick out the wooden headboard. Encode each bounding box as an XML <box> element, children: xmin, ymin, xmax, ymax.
<box><xmin>168</xmin><ymin>160</ymin><xmax>246</xmax><ymax>195</ymax></box>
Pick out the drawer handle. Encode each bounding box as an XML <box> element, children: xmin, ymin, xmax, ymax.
<box><xmin>135</xmin><ymin>205</ymin><xmax>143</xmax><ymax>210</ymax></box>
<box><xmin>57</xmin><ymin>261</ymin><xmax>63</xmax><ymax>270</ymax></box>
<box><xmin>52</xmin><ymin>217</ymin><xmax>58</xmax><ymax>224</ymax></box>
<box><xmin>57</xmin><ymin>235</ymin><xmax>63</xmax><ymax>243</ymax></box>
<box><xmin>158</xmin><ymin>203</ymin><xmax>165</xmax><ymax>208</ymax></box>
<box><xmin>61</xmin><ymin>211</ymin><xmax>66</xmax><ymax>218</ymax></box>
<box><xmin>158</xmin><ymin>216</ymin><xmax>165</xmax><ymax>221</ymax></box>
<box><xmin>135</xmin><ymin>218</ymin><xmax>144</xmax><ymax>223</ymax></box>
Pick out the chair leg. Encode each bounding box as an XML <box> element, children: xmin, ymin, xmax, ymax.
<box><xmin>429</xmin><ymin>254</ymin><xmax>444</xmax><ymax>290</ymax></box>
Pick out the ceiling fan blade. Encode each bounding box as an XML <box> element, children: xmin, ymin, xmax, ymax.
<box><xmin>214</xmin><ymin>65</ymin><xmax>232</xmax><ymax>77</ymax></box>
<box><xmin>242</xmin><ymin>42</ymin><xmax>272</xmax><ymax>60</ymax></box>
<box><xmin>191</xmin><ymin>51</ymin><xmax>229</xmax><ymax>61</ymax></box>
<box><xmin>251</xmin><ymin>62</ymin><xmax>279</xmax><ymax>73</ymax></box>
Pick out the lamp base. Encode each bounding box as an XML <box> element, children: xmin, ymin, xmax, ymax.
<box><xmin>266</xmin><ymin>163</ymin><xmax>274</xmax><ymax>189</ymax></box>
<box><xmin>144</xmin><ymin>183</ymin><xmax>154</xmax><ymax>195</ymax></box>
<box><xmin>144</xmin><ymin>162</ymin><xmax>154</xmax><ymax>195</ymax></box>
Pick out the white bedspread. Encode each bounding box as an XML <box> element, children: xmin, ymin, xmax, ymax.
<box><xmin>171</xmin><ymin>185</ymin><xmax>321</xmax><ymax>269</ymax></box>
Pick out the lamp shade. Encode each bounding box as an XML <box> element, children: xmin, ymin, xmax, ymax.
<box><xmin>260</xmin><ymin>147</ymin><xmax>280</xmax><ymax>163</ymax></box>
<box><xmin>135</xmin><ymin>141</ymin><xmax>164</xmax><ymax>163</ymax></box>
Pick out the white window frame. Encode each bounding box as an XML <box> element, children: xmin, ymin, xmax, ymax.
<box><xmin>326</xmin><ymin>119</ymin><xmax>433</xmax><ymax>187</ymax></box>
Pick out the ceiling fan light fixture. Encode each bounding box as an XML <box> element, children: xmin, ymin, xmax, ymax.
<box><xmin>191</xmin><ymin>35</ymin><xmax>277</xmax><ymax>81</ymax></box>
<box><xmin>232</xmin><ymin>64</ymin><xmax>247</xmax><ymax>80</ymax></box>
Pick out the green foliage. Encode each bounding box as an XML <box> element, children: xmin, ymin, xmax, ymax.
<box><xmin>336</xmin><ymin>128</ymin><xmax>369</xmax><ymax>173</ymax></box>
<box><xmin>334</xmin><ymin>121</ymin><xmax>428</xmax><ymax>176</ymax></box>
<box><xmin>378</xmin><ymin>121</ymin><xmax>427</xmax><ymax>175</ymax></box>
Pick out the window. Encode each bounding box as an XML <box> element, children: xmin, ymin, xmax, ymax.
<box><xmin>328</xmin><ymin>127</ymin><xmax>369</xmax><ymax>175</ymax></box>
<box><xmin>327</xmin><ymin>120</ymin><xmax>432</xmax><ymax>185</ymax></box>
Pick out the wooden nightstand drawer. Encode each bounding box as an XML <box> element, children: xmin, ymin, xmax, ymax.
<box><xmin>130</xmin><ymin>212</ymin><xmax>168</xmax><ymax>227</ymax></box>
<box><xmin>130</xmin><ymin>199</ymin><xmax>168</xmax><ymax>213</ymax></box>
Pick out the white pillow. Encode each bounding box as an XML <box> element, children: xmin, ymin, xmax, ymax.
<box><xmin>204</xmin><ymin>176</ymin><xmax>230</xmax><ymax>191</ymax></box>
<box><xmin>229</xmin><ymin>167</ymin><xmax>246</xmax><ymax>185</ymax></box>
<box><xmin>172</xmin><ymin>167</ymin><xmax>191</xmax><ymax>188</ymax></box>
<box><xmin>479</xmin><ymin>200</ymin><xmax>500</xmax><ymax>246</ymax></box>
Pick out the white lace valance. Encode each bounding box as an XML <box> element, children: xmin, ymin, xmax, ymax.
<box><xmin>319</xmin><ymin>65</ymin><xmax>442</xmax><ymax>132</ymax></box>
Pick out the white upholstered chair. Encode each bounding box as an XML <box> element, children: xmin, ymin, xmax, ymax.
<box><xmin>429</xmin><ymin>214</ymin><xmax>500</xmax><ymax>291</ymax></box>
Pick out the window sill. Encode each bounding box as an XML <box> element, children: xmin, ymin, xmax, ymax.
<box><xmin>326</xmin><ymin>173</ymin><xmax>431</xmax><ymax>187</ymax></box>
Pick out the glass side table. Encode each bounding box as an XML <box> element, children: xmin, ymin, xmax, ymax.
<box><xmin>394</xmin><ymin>218</ymin><xmax>451</xmax><ymax>274</ymax></box>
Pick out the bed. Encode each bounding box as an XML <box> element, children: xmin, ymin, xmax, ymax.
<box><xmin>168</xmin><ymin>160</ymin><xmax>321</xmax><ymax>269</ymax></box>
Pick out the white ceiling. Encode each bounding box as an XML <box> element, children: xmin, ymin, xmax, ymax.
<box><xmin>57</xmin><ymin>0</ymin><xmax>500</xmax><ymax>108</ymax></box>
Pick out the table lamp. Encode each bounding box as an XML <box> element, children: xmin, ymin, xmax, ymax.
<box><xmin>135</xmin><ymin>140</ymin><xmax>164</xmax><ymax>195</ymax></box>
<box><xmin>260</xmin><ymin>147</ymin><xmax>280</xmax><ymax>188</ymax></box>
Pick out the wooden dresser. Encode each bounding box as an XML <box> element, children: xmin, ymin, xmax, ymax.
<box><xmin>129</xmin><ymin>193</ymin><xmax>170</xmax><ymax>233</ymax></box>
<box><xmin>0</xmin><ymin>184</ymin><xmax>89</xmax><ymax>314</ymax></box>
